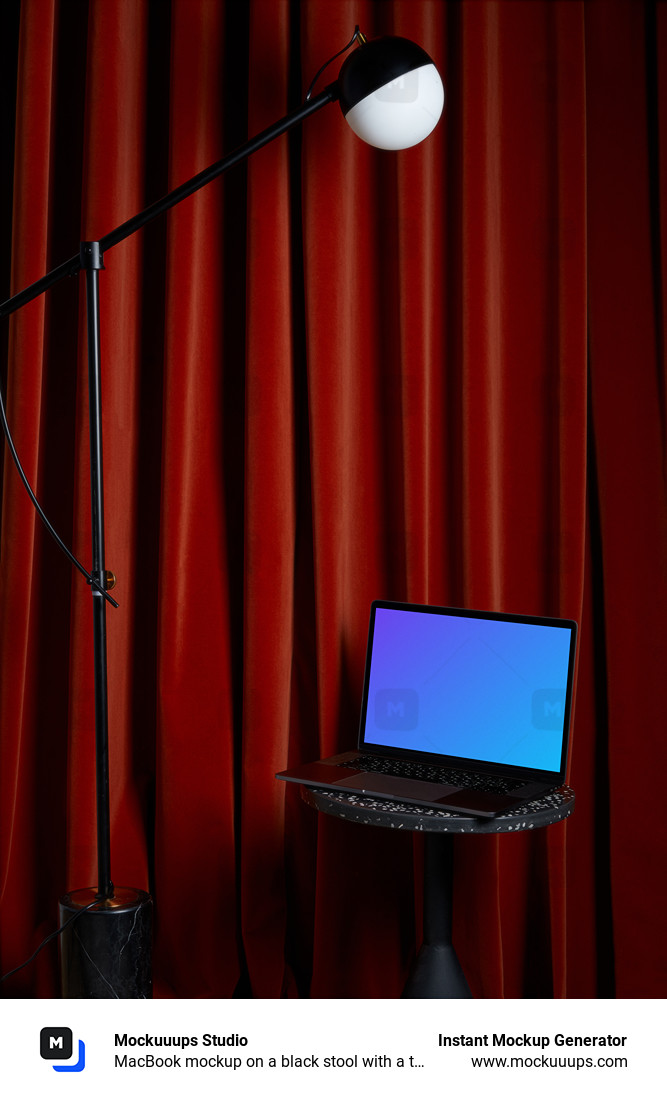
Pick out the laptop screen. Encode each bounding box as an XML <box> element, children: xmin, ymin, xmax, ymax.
<box><xmin>359</xmin><ymin>602</ymin><xmax>577</xmax><ymax>776</ymax></box>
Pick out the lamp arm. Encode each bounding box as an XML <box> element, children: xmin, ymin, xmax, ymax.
<box><xmin>0</xmin><ymin>82</ymin><xmax>338</xmax><ymax>608</ymax></box>
<box><xmin>0</xmin><ymin>83</ymin><xmax>338</xmax><ymax>320</ymax></box>
<box><xmin>102</xmin><ymin>84</ymin><xmax>338</xmax><ymax>253</ymax></box>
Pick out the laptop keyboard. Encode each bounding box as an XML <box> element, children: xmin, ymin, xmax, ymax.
<box><xmin>338</xmin><ymin>754</ymin><xmax>524</xmax><ymax>795</ymax></box>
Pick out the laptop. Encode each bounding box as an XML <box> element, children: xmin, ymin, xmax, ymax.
<box><xmin>276</xmin><ymin>600</ymin><xmax>577</xmax><ymax>819</ymax></box>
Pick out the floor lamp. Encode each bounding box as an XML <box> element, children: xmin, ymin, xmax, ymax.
<box><xmin>0</xmin><ymin>28</ymin><xmax>444</xmax><ymax>998</ymax></box>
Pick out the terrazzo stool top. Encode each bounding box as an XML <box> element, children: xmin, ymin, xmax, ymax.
<box><xmin>301</xmin><ymin>785</ymin><xmax>575</xmax><ymax>834</ymax></box>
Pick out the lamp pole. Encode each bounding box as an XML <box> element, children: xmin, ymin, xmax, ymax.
<box><xmin>1</xmin><ymin>83</ymin><xmax>339</xmax><ymax>904</ymax></box>
<box><xmin>80</xmin><ymin>240</ymin><xmax>114</xmax><ymax>902</ymax></box>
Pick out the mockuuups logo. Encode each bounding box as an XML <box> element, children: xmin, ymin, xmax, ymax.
<box><xmin>375</xmin><ymin>687</ymin><xmax>419</xmax><ymax>731</ymax></box>
<box><xmin>531</xmin><ymin>688</ymin><xmax>566</xmax><ymax>730</ymax></box>
<box><xmin>40</xmin><ymin>1028</ymin><xmax>86</xmax><ymax>1072</ymax></box>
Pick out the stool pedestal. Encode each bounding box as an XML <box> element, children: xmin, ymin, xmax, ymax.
<box><xmin>402</xmin><ymin>834</ymin><xmax>471</xmax><ymax>998</ymax></box>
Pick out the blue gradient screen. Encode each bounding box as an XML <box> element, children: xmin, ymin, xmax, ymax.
<box><xmin>362</xmin><ymin>607</ymin><xmax>574</xmax><ymax>773</ymax></box>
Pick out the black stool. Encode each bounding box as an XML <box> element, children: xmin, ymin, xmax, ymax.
<box><xmin>302</xmin><ymin>785</ymin><xmax>575</xmax><ymax>997</ymax></box>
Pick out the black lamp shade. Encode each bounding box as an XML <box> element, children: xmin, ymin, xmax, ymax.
<box><xmin>337</xmin><ymin>36</ymin><xmax>445</xmax><ymax>150</ymax></box>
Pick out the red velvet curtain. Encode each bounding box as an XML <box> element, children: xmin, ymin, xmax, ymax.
<box><xmin>0</xmin><ymin>0</ymin><xmax>665</xmax><ymax>998</ymax></box>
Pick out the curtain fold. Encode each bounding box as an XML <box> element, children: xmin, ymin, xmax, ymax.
<box><xmin>0</xmin><ymin>0</ymin><xmax>665</xmax><ymax>999</ymax></box>
<box><xmin>585</xmin><ymin>0</ymin><xmax>667</xmax><ymax>997</ymax></box>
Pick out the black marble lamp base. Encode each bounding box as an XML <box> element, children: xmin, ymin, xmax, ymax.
<box><xmin>59</xmin><ymin>887</ymin><xmax>152</xmax><ymax>999</ymax></box>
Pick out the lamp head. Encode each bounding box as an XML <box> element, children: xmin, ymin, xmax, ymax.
<box><xmin>337</xmin><ymin>35</ymin><xmax>445</xmax><ymax>150</ymax></box>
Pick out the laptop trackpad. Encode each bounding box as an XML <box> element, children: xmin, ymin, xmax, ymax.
<box><xmin>335</xmin><ymin>772</ymin><xmax>460</xmax><ymax>800</ymax></box>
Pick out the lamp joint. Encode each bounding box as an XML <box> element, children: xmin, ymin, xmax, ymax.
<box><xmin>80</xmin><ymin>241</ymin><xmax>105</xmax><ymax>271</ymax></box>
